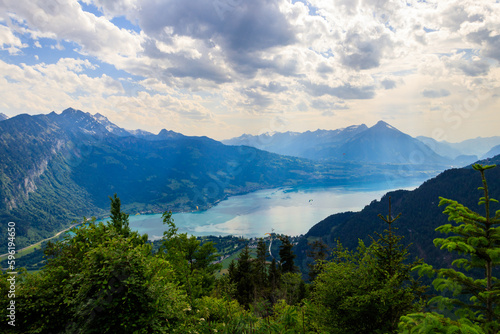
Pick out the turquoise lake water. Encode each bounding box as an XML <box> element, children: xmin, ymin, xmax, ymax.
<box><xmin>125</xmin><ymin>180</ymin><xmax>423</xmax><ymax>240</ymax></box>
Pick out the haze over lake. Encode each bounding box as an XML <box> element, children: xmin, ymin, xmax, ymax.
<box><xmin>128</xmin><ymin>180</ymin><xmax>424</xmax><ymax>239</ymax></box>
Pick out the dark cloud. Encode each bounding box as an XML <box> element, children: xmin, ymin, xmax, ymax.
<box><xmin>482</xmin><ymin>34</ymin><xmax>500</xmax><ymax>62</ymax></box>
<box><xmin>141</xmin><ymin>39</ymin><xmax>170</xmax><ymax>59</ymax></box>
<box><xmin>135</xmin><ymin>0</ymin><xmax>297</xmax><ymax>81</ymax></box>
<box><xmin>302</xmin><ymin>81</ymin><xmax>375</xmax><ymax>99</ymax></box>
<box><xmin>137</xmin><ymin>0</ymin><xmax>295</xmax><ymax>52</ymax></box>
<box><xmin>466</xmin><ymin>29</ymin><xmax>500</xmax><ymax>62</ymax></box>
<box><xmin>213</xmin><ymin>50</ymin><xmax>302</xmax><ymax>80</ymax></box>
<box><xmin>443</xmin><ymin>5</ymin><xmax>500</xmax><ymax>62</ymax></box>
<box><xmin>381</xmin><ymin>79</ymin><xmax>396</xmax><ymax>89</ymax></box>
<box><xmin>261</xmin><ymin>81</ymin><xmax>288</xmax><ymax>93</ymax></box>
<box><xmin>227</xmin><ymin>48</ymin><xmax>302</xmax><ymax>79</ymax></box>
<box><xmin>482</xmin><ymin>31</ymin><xmax>500</xmax><ymax>61</ymax></box>
<box><xmin>167</xmin><ymin>57</ymin><xmax>231</xmax><ymax>84</ymax></box>
<box><xmin>222</xmin><ymin>3</ymin><xmax>296</xmax><ymax>52</ymax></box>
<box><xmin>340</xmin><ymin>31</ymin><xmax>392</xmax><ymax>70</ymax></box>
<box><xmin>422</xmin><ymin>88</ymin><xmax>450</xmax><ymax>98</ymax></box>
<box><xmin>240</xmin><ymin>89</ymin><xmax>273</xmax><ymax>108</ymax></box>
<box><xmin>141</xmin><ymin>38</ymin><xmax>231</xmax><ymax>84</ymax></box>
<box><xmin>456</xmin><ymin>59</ymin><xmax>490</xmax><ymax>77</ymax></box>
<box><xmin>442</xmin><ymin>4</ymin><xmax>485</xmax><ymax>30</ymax></box>
<box><xmin>316</xmin><ymin>62</ymin><xmax>333</xmax><ymax>74</ymax></box>
<box><xmin>221</xmin><ymin>52</ymin><xmax>270</xmax><ymax>77</ymax></box>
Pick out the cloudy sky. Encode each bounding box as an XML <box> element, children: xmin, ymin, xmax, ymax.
<box><xmin>0</xmin><ymin>0</ymin><xmax>499</xmax><ymax>141</ymax></box>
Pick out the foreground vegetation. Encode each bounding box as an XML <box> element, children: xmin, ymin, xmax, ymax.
<box><xmin>1</xmin><ymin>164</ymin><xmax>499</xmax><ymax>333</ymax></box>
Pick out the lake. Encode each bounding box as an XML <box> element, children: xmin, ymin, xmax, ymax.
<box><xmin>127</xmin><ymin>180</ymin><xmax>423</xmax><ymax>240</ymax></box>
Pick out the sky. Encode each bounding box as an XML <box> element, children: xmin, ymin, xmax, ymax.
<box><xmin>0</xmin><ymin>0</ymin><xmax>499</xmax><ymax>142</ymax></box>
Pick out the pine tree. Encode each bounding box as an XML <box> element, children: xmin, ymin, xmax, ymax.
<box><xmin>307</xmin><ymin>239</ymin><xmax>329</xmax><ymax>281</ymax></box>
<box><xmin>268</xmin><ymin>257</ymin><xmax>281</xmax><ymax>290</ymax></box>
<box><xmin>267</xmin><ymin>257</ymin><xmax>282</xmax><ymax>305</ymax></box>
<box><xmin>408</xmin><ymin>164</ymin><xmax>500</xmax><ymax>334</ymax></box>
<box><xmin>278</xmin><ymin>235</ymin><xmax>297</xmax><ymax>273</ymax></box>
<box><xmin>228</xmin><ymin>260</ymin><xmax>237</xmax><ymax>282</ymax></box>
<box><xmin>109</xmin><ymin>193</ymin><xmax>130</xmax><ymax>237</ymax></box>
<box><xmin>232</xmin><ymin>245</ymin><xmax>254</xmax><ymax>308</ymax></box>
<box><xmin>254</xmin><ymin>239</ymin><xmax>268</xmax><ymax>289</ymax></box>
<box><xmin>369</xmin><ymin>197</ymin><xmax>427</xmax><ymax>332</ymax></box>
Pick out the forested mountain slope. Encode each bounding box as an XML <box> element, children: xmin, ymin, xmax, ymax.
<box><xmin>295</xmin><ymin>154</ymin><xmax>500</xmax><ymax>272</ymax></box>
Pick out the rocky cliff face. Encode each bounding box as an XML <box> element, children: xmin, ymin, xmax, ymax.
<box><xmin>0</xmin><ymin>111</ymin><xmax>105</xmax><ymax>249</ymax></box>
<box><xmin>12</xmin><ymin>159</ymin><xmax>49</xmax><ymax>210</ymax></box>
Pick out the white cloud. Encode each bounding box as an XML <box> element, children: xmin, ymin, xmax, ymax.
<box><xmin>0</xmin><ymin>0</ymin><xmax>499</xmax><ymax>140</ymax></box>
<box><xmin>88</xmin><ymin>0</ymin><xmax>139</xmax><ymax>19</ymax></box>
<box><xmin>1</xmin><ymin>0</ymin><xmax>143</xmax><ymax>64</ymax></box>
<box><xmin>0</xmin><ymin>58</ymin><xmax>124</xmax><ymax>113</ymax></box>
<box><xmin>0</xmin><ymin>24</ymin><xmax>25</xmax><ymax>54</ymax></box>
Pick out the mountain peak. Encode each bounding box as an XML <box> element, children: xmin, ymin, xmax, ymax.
<box><xmin>370</xmin><ymin>120</ymin><xmax>400</xmax><ymax>132</ymax></box>
<box><xmin>345</xmin><ymin>124</ymin><xmax>368</xmax><ymax>131</ymax></box>
<box><xmin>158</xmin><ymin>129</ymin><xmax>185</xmax><ymax>139</ymax></box>
<box><xmin>91</xmin><ymin>112</ymin><xmax>111</xmax><ymax>125</ymax></box>
<box><xmin>374</xmin><ymin>120</ymin><xmax>390</xmax><ymax>127</ymax></box>
<box><xmin>0</xmin><ymin>113</ymin><xmax>9</xmax><ymax>121</ymax></box>
<box><xmin>61</xmin><ymin>107</ymin><xmax>83</xmax><ymax>115</ymax></box>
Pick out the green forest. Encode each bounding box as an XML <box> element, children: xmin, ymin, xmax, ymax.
<box><xmin>1</xmin><ymin>164</ymin><xmax>499</xmax><ymax>333</ymax></box>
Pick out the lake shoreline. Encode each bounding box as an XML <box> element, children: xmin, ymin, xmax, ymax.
<box><xmin>125</xmin><ymin>178</ymin><xmax>427</xmax><ymax>240</ymax></box>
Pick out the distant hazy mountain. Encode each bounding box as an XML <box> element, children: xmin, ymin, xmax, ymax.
<box><xmin>451</xmin><ymin>154</ymin><xmax>480</xmax><ymax>167</ymax></box>
<box><xmin>223</xmin><ymin>125</ymin><xmax>368</xmax><ymax>160</ymax></box>
<box><xmin>0</xmin><ymin>113</ymin><xmax>8</xmax><ymax>121</ymax></box>
<box><xmin>336</xmin><ymin>121</ymin><xmax>448</xmax><ymax>164</ymax></box>
<box><xmin>225</xmin><ymin>121</ymin><xmax>449</xmax><ymax>165</ymax></box>
<box><xmin>417</xmin><ymin>135</ymin><xmax>500</xmax><ymax>160</ymax></box>
<box><xmin>416</xmin><ymin>136</ymin><xmax>463</xmax><ymax>159</ymax></box>
<box><xmin>483</xmin><ymin>144</ymin><xmax>500</xmax><ymax>159</ymax></box>
<box><xmin>453</xmin><ymin>136</ymin><xmax>500</xmax><ymax>157</ymax></box>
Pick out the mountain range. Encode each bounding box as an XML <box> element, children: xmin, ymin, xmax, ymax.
<box><xmin>223</xmin><ymin>124</ymin><xmax>368</xmax><ymax>161</ymax></box>
<box><xmin>1</xmin><ymin>108</ymin><xmax>399</xmax><ymax>250</ymax></box>
<box><xmin>224</xmin><ymin>123</ymin><xmax>500</xmax><ymax>166</ymax></box>
<box><xmin>416</xmin><ymin>135</ymin><xmax>500</xmax><ymax>161</ymax></box>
